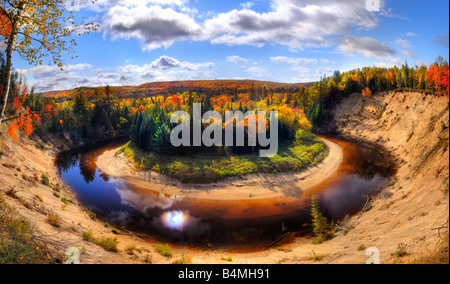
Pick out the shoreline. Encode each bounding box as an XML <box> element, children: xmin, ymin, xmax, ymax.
<box><xmin>96</xmin><ymin>138</ymin><xmax>343</xmax><ymax>200</ymax></box>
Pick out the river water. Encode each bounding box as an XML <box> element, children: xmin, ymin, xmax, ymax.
<box><xmin>55</xmin><ymin>136</ymin><xmax>397</xmax><ymax>250</ymax></box>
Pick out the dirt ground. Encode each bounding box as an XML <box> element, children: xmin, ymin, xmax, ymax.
<box><xmin>0</xmin><ymin>91</ymin><xmax>448</xmax><ymax>264</ymax></box>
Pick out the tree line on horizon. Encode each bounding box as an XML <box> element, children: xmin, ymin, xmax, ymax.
<box><xmin>1</xmin><ymin>51</ymin><xmax>449</xmax><ymax>151</ymax></box>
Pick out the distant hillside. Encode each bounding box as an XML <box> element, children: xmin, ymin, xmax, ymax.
<box><xmin>42</xmin><ymin>80</ymin><xmax>312</xmax><ymax>100</ymax></box>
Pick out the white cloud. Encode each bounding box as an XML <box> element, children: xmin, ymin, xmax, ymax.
<box><xmin>434</xmin><ymin>33</ymin><xmax>449</xmax><ymax>47</ymax></box>
<box><xmin>321</xmin><ymin>59</ymin><xmax>335</xmax><ymax>65</ymax></box>
<box><xmin>340</xmin><ymin>36</ymin><xmax>400</xmax><ymax>65</ymax></box>
<box><xmin>374</xmin><ymin>62</ymin><xmax>394</xmax><ymax>68</ymax></box>
<box><xmin>203</xmin><ymin>0</ymin><xmax>378</xmax><ymax>50</ymax></box>
<box><xmin>19</xmin><ymin>63</ymin><xmax>93</xmax><ymax>79</ymax></box>
<box><xmin>401</xmin><ymin>50</ymin><xmax>417</xmax><ymax>59</ymax></box>
<box><xmin>149</xmin><ymin>55</ymin><xmax>215</xmax><ymax>70</ymax></box>
<box><xmin>246</xmin><ymin>67</ymin><xmax>265</xmax><ymax>76</ymax></box>
<box><xmin>292</xmin><ymin>66</ymin><xmax>311</xmax><ymax>74</ymax></box>
<box><xmin>226</xmin><ymin>55</ymin><xmax>250</xmax><ymax>64</ymax></box>
<box><xmin>406</xmin><ymin>32</ymin><xmax>418</xmax><ymax>37</ymax></box>
<box><xmin>394</xmin><ymin>38</ymin><xmax>412</xmax><ymax>48</ymax></box>
<box><xmin>100</xmin><ymin>0</ymin><xmax>381</xmax><ymax>51</ymax></box>
<box><xmin>150</xmin><ymin>56</ymin><xmax>181</xmax><ymax>70</ymax></box>
<box><xmin>240</xmin><ymin>2</ymin><xmax>255</xmax><ymax>9</ymax></box>
<box><xmin>90</xmin><ymin>0</ymin><xmax>189</xmax><ymax>12</ymax></box>
<box><xmin>270</xmin><ymin>56</ymin><xmax>318</xmax><ymax>65</ymax></box>
<box><xmin>103</xmin><ymin>4</ymin><xmax>202</xmax><ymax>50</ymax></box>
<box><xmin>20</xmin><ymin>55</ymin><xmax>216</xmax><ymax>92</ymax></box>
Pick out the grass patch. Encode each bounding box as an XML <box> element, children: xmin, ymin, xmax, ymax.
<box><xmin>82</xmin><ymin>230</ymin><xmax>95</xmax><ymax>242</ymax></box>
<box><xmin>377</xmin><ymin>104</ymin><xmax>387</xmax><ymax>119</ymax></box>
<box><xmin>2</xmin><ymin>162</ymin><xmax>16</xmax><ymax>169</ymax></box>
<box><xmin>142</xmin><ymin>254</ymin><xmax>153</xmax><ymax>264</ymax></box>
<box><xmin>172</xmin><ymin>253</ymin><xmax>192</xmax><ymax>264</ymax></box>
<box><xmin>358</xmin><ymin>244</ymin><xmax>367</xmax><ymax>251</ymax></box>
<box><xmin>120</xmin><ymin>135</ymin><xmax>327</xmax><ymax>184</ymax></box>
<box><xmin>41</xmin><ymin>174</ymin><xmax>50</xmax><ymax>187</ymax></box>
<box><xmin>61</xmin><ymin>198</ymin><xmax>74</xmax><ymax>205</ymax></box>
<box><xmin>308</xmin><ymin>250</ymin><xmax>326</xmax><ymax>262</ymax></box>
<box><xmin>82</xmin><ymin>230</ymin><xmax>119</xmax><ymax>252</ymax></box>
<box><xmin>407</xmin><ymin>131</ymin><xmax>414</xmax><ymax>142</ymax></box>
<box><xmin>125</xmin><ymin>244</ymin><xmax>136</xmax><ymax>255</ymax></box>
<box><xmin>0</xmin><ymin>195</ymin><xmax>50</xmax><ymax>264</ymax></box>
<box><xmin>47</xmin><ymin>211</ymin><xmax>62</xmax><ymax>228</ymax></box>
<box><xmin>392</xmin><ymin>243</ymin><xmax>408</xmax><ymax>258</ymax></box>
<box><xmin>221</xmin><ymin>256</ymin><xmax>233</xmax><ymax>262</ymax></box>
<box><xmin>413</xmin><ymin>230</ymin><xmax>448</xmax><ymax>264</ymax></box>
<box><xmin>155</xmin><ymin>244</ymin><xmax>173</xmax><ymax>258</ymax></box>
<box><xmin>53</xmin><ymin>184</ymin><xmax>60</xmax><ymax>193</ymax></box>
<box><xmin>94</xmin><ymin>237</ymin><xmax>119</xmax><ymax>252</ymax></box>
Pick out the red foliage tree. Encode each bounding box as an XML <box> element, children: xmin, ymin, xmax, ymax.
<box><xmin>441</xmin><ymin>66</ymin><xmax>449</xmax><ymax>95</ymax></box>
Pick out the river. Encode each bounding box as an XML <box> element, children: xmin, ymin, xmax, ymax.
<box><xmin>55</xmin><ymin>136</ymin><xmax>397</xmax><ymax>251</ymax></box>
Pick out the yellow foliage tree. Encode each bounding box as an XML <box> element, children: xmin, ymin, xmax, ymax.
<box><xmin>0</xmin><ymin>0</ymin><xmax>99</xmax><ymax>125</ymax></box>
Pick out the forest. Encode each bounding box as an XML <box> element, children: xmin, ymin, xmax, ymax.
<box><xmin>1</xmin><ymin>51</ymin><xmax>448</xmax><ymax>151</ymax></box>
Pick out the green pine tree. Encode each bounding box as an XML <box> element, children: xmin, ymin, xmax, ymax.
<box><xmin>311</xmin><ymin>193</ymin><xmax>330</xmax><ymax>244</ymax></box>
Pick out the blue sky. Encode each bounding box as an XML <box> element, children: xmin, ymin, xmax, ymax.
<box><xmin>14</xmin><ymin>0</ymin><xmax>449</xmax><ymax>93</ymax></box>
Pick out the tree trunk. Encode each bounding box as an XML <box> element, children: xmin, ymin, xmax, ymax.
<box><xmin>0</xmin><ymin>3</ymin><xmax>24</xmax><ymax>126</ymax></box>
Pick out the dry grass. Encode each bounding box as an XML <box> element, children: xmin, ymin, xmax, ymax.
<box><xmin>0</xmin><ymin>195</ymin><xmax>50</xmax><ymax>264</ymax></box>
<box><xmin>94</xmin><ymin>237</ymin><xmax>119</xmax><ymax>252</ymax></box>
<box><xmin>413</xmin><ymin>228</ymin><xmax>449</xmax><ymax>264</ymax></box>
<box><xmin>47</xmin><ymin>211</ymin><xmax>62</xmax><ymax>228</ymax></box>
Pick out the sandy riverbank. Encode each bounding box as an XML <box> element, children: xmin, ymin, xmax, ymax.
<box><xmin>96</xmin><ymin>138</ymin><xmax>343</xmax><ymax>200</ymax></box>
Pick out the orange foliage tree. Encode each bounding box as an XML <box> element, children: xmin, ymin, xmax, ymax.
<box><xmin>1</xmin><ymin>87</ymin><xmax>43</xmax><ymax>144</ymax></box>
<box><xmin>362</xmin><ymin>87</ymin><xmax>372</xmax><ymax>97</ymax></box>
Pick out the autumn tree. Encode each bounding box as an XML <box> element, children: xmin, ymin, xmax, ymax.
<box><xmin>0</xmin><ymin>0</ymin><xmax>98</xmax><ymax>125</ymax></box>
<box><xmin>362</xmin><ymin>87</ymin><xmax>372</xmax><ymax>97</ymax></box>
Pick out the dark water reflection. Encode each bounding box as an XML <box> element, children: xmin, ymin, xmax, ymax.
<box><xmin>55</xmin><ymin>136</ymin><xmax>397</xmax><ymax>250</ymax></box>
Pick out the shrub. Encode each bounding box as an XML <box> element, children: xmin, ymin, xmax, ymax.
<box><xmin>2</xmin><ymin>162</ymin><xmax>16</xmax><ymax>169</ymax></box>
<box><xmin>47</xmin><ymin>211</ymin><xmax>62</xmax><ymax>228</ymax></box>
<box><xmin>82</xmin><ymin>230</ymin><xmax>94</xmax><ymax>242</ymax></box>
<box><xmin>392</xmin><ymin>243</ymin><xmax>408</xmax><ymax>257</ymax></box>
<box><xmin>95</xmin><ymin>237</ymin><xmax>119</xmax><ymax>252</ymax></box>
<box><xmin>172</xmin><ymin>254</ymin><xmax>192</xmax><ymax>264</ymax></box>
<box><xmin>61</xmin><ymin>198</ymin><xmax>74</xmax><ymax>205</ymax></box>
<box><xmin>125</xmin><ymin>244</ymin><xmax>136</xmax><ymax>255</ymax></box>
<box><xmin>142</xmin><ymin>254</ymin><xmax>153</xmax><ymax>264</ymax></box>
<box><xmin>41</xmin><ymin>174</ymin><xmax>50</xmax><ymax>187</ymax></box>
<box><xmin>221</xmin><ymin>257</ymin><xmax>233</xmax><ymax>262</ymax></box>
<box><xmin>308</xmin><ymin>250</ymin><xmax>325</xmax><ymax>262</ymax></box>
<box><xmin>155</xmin><ymin>244</ymin><xmax>172</xmax><ymax>258</ymax></box>
<box><xmin>53</xmin><ymin>184</ymin><xmax>60</xmax><ymax>193</ymax></box>
<box><xmin>294</xmin><ymin>129</ymin><xmax>317</xmax><ymax>146</ymax></box>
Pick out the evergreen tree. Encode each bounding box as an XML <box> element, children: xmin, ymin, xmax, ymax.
<box><xmin>311</xmin><ymin>193</ymin><xmax>330</xmax><ymax>244</ymax></box>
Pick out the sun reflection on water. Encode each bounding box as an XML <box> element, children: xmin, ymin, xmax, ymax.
<box><xmin>161</xmin><ymin>211</ymin><xmax>190</xmax><ymax>231</ymax></box>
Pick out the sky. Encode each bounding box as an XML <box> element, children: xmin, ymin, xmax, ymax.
<box><xmin>12</xmin><ymin>0</ymin><xmax>450</xmax><ymax>93</ymax></box>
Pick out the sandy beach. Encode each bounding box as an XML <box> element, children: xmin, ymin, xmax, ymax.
<box><xmin>96</xmin><ymin>138</ymin><xmax>343</xmax><ymax>200</ymax></box>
